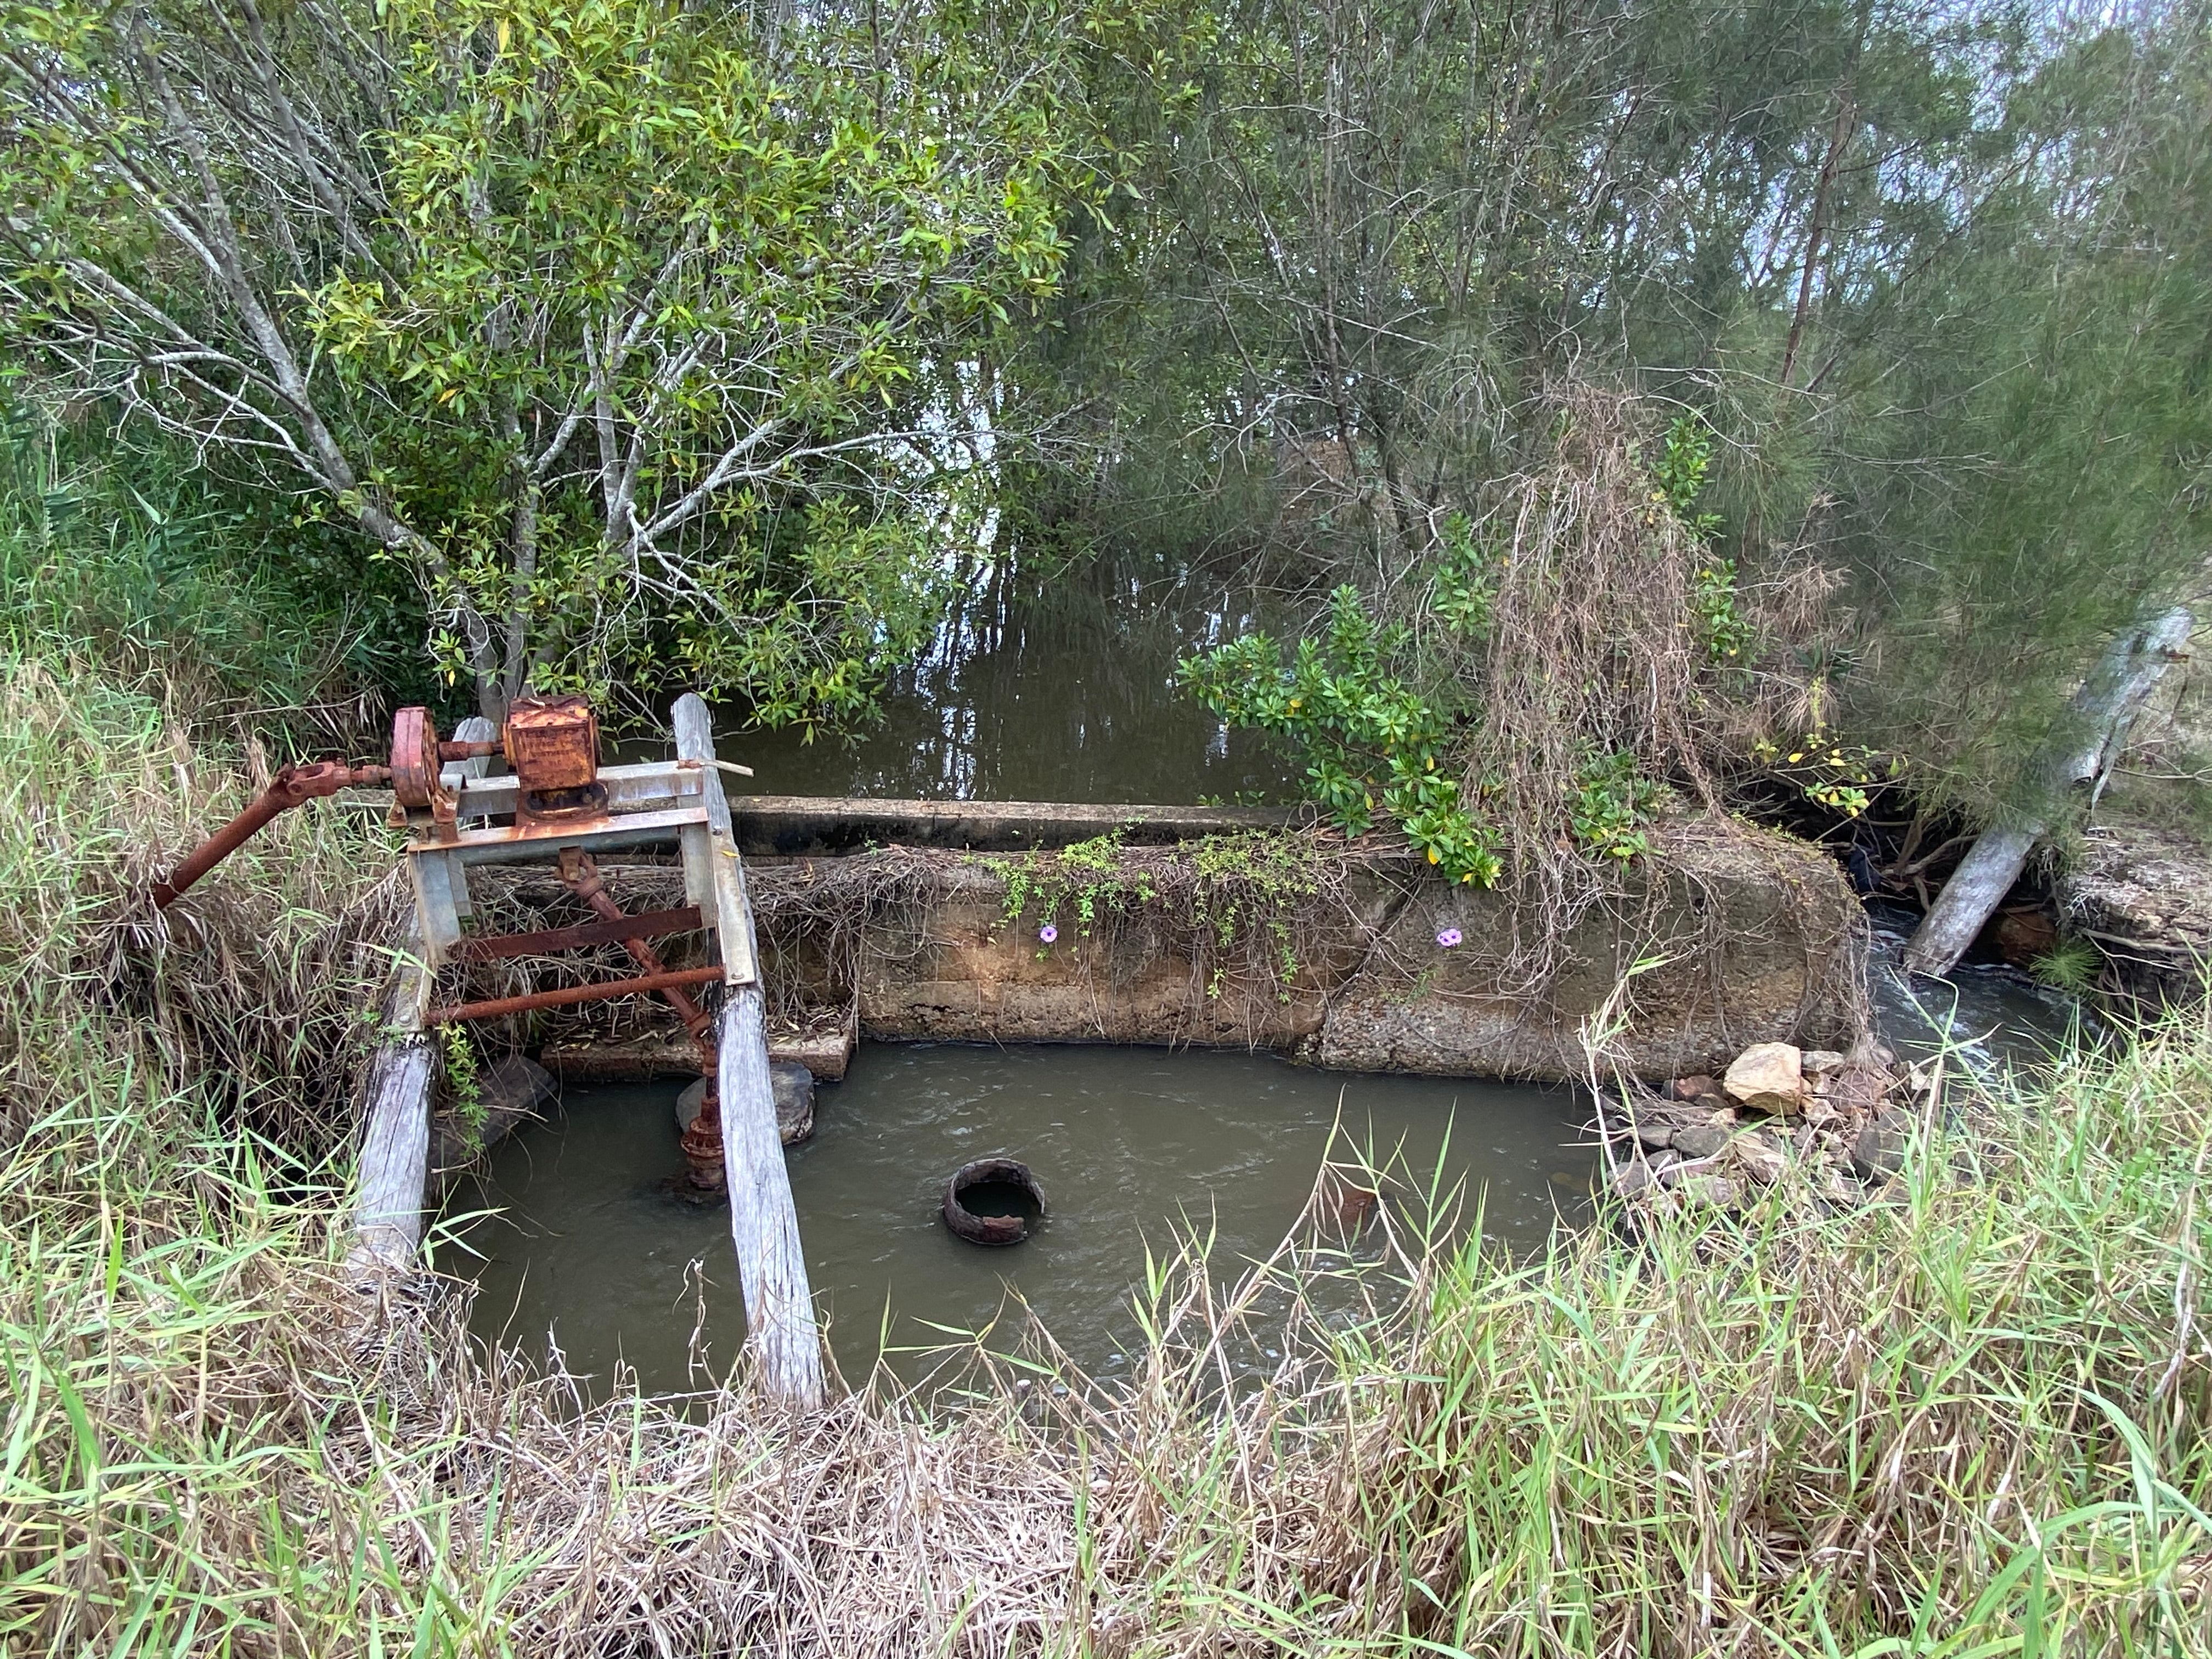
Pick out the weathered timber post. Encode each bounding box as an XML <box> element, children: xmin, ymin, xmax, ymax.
<box><xmin>1905</xmin><ymin>606</ymin><xmax>2192</xmax><ymax>979</ymax></box>
<box><xmin>672</xmin><ymin>693</ymin><xmax>825</xmax><ymax>1409</ymax></box>
<box><xmin>347</xmin><ymin>716</ymin><xmax>492</xmax><ymax>1278</ymax></box>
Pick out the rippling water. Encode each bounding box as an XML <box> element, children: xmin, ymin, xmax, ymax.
<box><xmin>449</xmin><ymin>1045</ymin><xmax>1594</xmax><ymax>1393</ymax></box>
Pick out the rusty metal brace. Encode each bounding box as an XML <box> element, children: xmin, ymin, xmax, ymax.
<box><xmin>555</xmin><ymin>848</ymin><xmax>727</xmax><ymax>1192</ymax></box>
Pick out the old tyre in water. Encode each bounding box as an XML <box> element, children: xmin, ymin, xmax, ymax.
<box><xmin>943</xmin><ymin>1157</ymin><xmax>1046</xmax><ymax>1245</ymax></box>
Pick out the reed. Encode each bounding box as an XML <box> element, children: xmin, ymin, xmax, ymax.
<box><xmin>3</xmin><ymin>654</ymin><xmax>2208</xmax><ymax>1656</ymax></box>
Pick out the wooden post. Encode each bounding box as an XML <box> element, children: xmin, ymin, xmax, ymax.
<box><xmin>672</xmin><ymin>693</ymin><xmax>825</xmax><ymax>1409</ymax></box>
<box><xmin>348</xmin><ymin>923</ymin><xmax>436</xmax><ymax>1278</ymax></box>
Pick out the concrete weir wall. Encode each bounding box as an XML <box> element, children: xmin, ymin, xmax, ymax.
<box><xmin>706</xmin><ymin>798</ymin><xmax>1869</xmax><ymax>1084</ymax></box>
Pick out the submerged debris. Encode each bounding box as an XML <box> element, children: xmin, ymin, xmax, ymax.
<box><xmin>943</xmin><ymin>1157</ymin><xmax>1046</xmax><ymax>1245</ymax></box>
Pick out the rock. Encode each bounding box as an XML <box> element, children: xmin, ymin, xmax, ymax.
<box><xmin>1851</xmin><ymin>1110</ymin><xmax>1912</xmax><ymax>1182</ymax></box>
<box><xmin>1799</xmin><ymin>1049</ymin><xmax>1847</xmax><ymax>1075</ymax></box>
<box><xmin>678</xmin><ymin>1060</ymin><xmax>817</xmax><ymax>1147</ymax></box>
<box><xmin>1632</xmin><ymin>1114</ymin><xmax>1675</xmax><ymax>1150</ymax></box>
<box><xmin>1671</xmin><ymin>1121</ymin><xmax>1733</xmax><ymax>1161</ymax></box>
<box><xmin>1675</xmin><ymin>1173</ymin><xmax>1740</xmax><ymax>1207</ymax></box>
<box><xmin>1847</xmin><ymin>1035</ymin><xmax>1897</xmax><ymax>1073</ymax></box>
<box><xmin>1723</xmin><ymin>1042</ymin><xmax>1805</xmax><ymax>1114</ymax></box>
<box><xmin>1822</xmin><ymin>1063</ymin><xmax>1891</xmax><ymax>1116</ymax></box>
<box><xmin>1733</xmin><ymin>1133</ymin><xmax>1787</xmax><ymax>1186</ymax></box>
<box><xmin>431</xmin><ymin>1054</ymin><xmax>554</xmax><ymax>1175</ymax></box>
<box><xmin>1672</xmin><ymin>1074</ymin><xmax>1717</xmax><ymax>1102</ymax></box>
<box><xmin>1989</xmin><ymin>909</ymin><xmax>2058</xmax><ymax>967</ymax></box>
<box><xmin>1612</xmin><ymin>1149</ymin><xmax>1679</xmax><ymax>1197</ymax></box>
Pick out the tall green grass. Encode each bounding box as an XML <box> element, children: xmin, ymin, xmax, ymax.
<box><xmin>2</xmin><ymin>654</ymin><xmax>2207</xmax><ymax>1655</ymax></box>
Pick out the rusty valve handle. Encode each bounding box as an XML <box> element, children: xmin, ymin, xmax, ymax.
<box><xmin>152</xmin><ymin>760</ymin><xmax>392</xmax><ymax>909</ymax></box>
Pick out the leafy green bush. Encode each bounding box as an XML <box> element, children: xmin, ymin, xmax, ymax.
<box><xmin>1178</xmin><ymin>584</ymin><xmax>1503</xmax><ymax>884</ymax></box>
<box><xmin>0</xmin><ymin>397</ymin><xmax>425</xmax><ymax>732</ymax></box>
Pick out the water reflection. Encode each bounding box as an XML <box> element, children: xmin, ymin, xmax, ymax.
<box><xmin>714</xmin><ymin>554</ymin><xmax>1308</xmax><ymax>803</ymax></box>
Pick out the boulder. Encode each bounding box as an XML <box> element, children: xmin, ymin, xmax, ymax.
<box><xmin>1799</xmin><ymin>1049</ymin><xmax>1847</xmax><ymax>1075</ymax></box>
<box><xmin>1851</xmin><ymin>1110</ymin><xmax>1913</xmax><ymax>1182</ymax></box>
<box><xmin>1724</xmin><ymin>1042</ymin><xmax>1805</xmax><ymax>1114</ymax></box>
<box><xmin>678</xmin><ymin>1060</ymin><xmax>817</xmax><ymax>1147</ymax></box>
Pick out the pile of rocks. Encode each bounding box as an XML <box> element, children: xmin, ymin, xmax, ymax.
<box><xmin>1605</xmin><ymin>1038</ymin><xmax>1931</xmax><ymax>1209</ymax></box>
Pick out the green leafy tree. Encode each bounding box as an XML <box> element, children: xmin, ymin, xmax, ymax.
<box><xmin>0</xmin><ymin>0</ymin><xmax>1125</xmax><ymax>721</ymax></box>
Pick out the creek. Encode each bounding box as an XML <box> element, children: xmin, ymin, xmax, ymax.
<box><xmin>445</xmin><ymin>557</ymin><xmax>2086</xmax><ymax>1396</ymax></box>
<box><xmin>450</xmin><ymin>1046</ymin><xmax>1589</xmax><ymax>1393</ymax></box>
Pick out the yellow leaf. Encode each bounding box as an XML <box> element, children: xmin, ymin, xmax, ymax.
<box><xmin>1427</xmin><ymin>847</ymin><xmax>1440</xmax><ymax>865</ymax></box>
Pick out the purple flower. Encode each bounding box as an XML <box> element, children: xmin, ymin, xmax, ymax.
<box><xmin>1436</xmin><ymin>927</ymin><xmax>1463</xmax><ymax>950</ymax></box>
<box><xmin>1038</xmin><ymin>924</ymin><xmax>1058</xmax><ymax>944</ymax></box>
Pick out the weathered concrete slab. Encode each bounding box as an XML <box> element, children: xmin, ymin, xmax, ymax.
<box><xmin>728</xmin><ymin>795</ymin><xmax>1299</xmax><ymax>856</ymax></box>
<box><xmin>755</xmin><ymin>815</ymin><xmax>1866</xmax><ymax>1082</ymax></box>
<box><xmin>505</xmin><ymin>808</ymin><xmax>1865</xmax><ymax>1085</ymax></box>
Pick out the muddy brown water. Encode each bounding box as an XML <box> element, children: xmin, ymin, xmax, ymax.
<box><xmin>457</xmin><ymin>561</ymin><xmax>2085</xmax><ymax>1396</ymax></box>
<box><xmin>449</xmin><ymin>1044</ymin><xmax>1592</xmax><ymax>1393</ymax></box>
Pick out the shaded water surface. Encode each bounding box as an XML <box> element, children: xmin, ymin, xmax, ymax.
<box><xmin>709</xmin><ymin>555</ymin><xmax>1306</xmax><ymax>803</ymax></box>
<box><xmin>452</xmin><ymin>1044</ymin><xmax>1592</xmax><ymax>1394</ymax></box>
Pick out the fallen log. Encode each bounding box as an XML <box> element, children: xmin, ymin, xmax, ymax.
<box><xmin>1905</xmin><ymin>606</ymin><xmax>2192</xmax><ymax>979</ymax></box>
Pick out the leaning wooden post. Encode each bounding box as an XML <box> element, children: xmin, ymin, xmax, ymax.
<box><xmin>347</xmin><ymin>926</ymin><xmax>435</xmax><ymax>1277</ymax></box>
<box><xmin>348</xmin><ymin>715</ymin><xmax>492</xmax><ymax>1279</ymax></box>
<box><xmin>672</xmin><ymin>693</ymin><xmax>825</xmax><ymax>1409</ymax></box>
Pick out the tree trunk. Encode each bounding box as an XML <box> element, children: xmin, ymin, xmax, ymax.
<box><xmin>1903</xmin><ymin>605</ymin><xmax>2192</xmax><ymax>978</ymax></box>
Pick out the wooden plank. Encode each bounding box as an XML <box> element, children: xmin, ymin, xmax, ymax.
<box><xmin>718</xmin><ymin>986</ymin><xmax>825</xmax><ymax>1409</ymax></box>
<box><xmin>347</xmin><ymin>1040</ymin><xmax>434</xmax><ymax>1277</ymax></box>
<box><xmin>720</xmin><ymin>795</ymin><xmax>1302</xmax><ymax>856</ymax></box>
<box><xmin>670</xmin><ymin>692</ymin><xmax>820</xmax><ymax>1407</ymax></box>
<box><xmin>449</xmin><ymin>905</ymin><xmax>703</xmax><ymax>963</ymax></box>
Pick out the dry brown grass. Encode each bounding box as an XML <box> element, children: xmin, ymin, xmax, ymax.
<box><xmin>5</xmin><ymin>655</ymin><xmax>2209</xmax><ymax>1657</ymax></box>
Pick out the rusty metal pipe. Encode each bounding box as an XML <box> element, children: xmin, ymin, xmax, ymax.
<box><xmin>556</xmin><ymin>850</ymin><xmax>716</xmax><ymax>1068</ymax></box>
<box><xmin>554</xmin><ymin>848</ymin><xmax>726</xmax><ymax>1191</ymax></box>
<box><xmin>153</xmin><ymin>761</ymin><xmax>391</xmax><ymax>909</ymax></box>
<box><xmin>428</xmin><ymin>965</ymin><xmax>724</xmax><ymax>1025</ymax></box>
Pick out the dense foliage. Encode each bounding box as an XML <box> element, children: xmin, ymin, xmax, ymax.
<box><xmin>1025</xmin><ymin>0</ymin><xmax>2211</xmax><ymax>831</ymax></box>
<box><xmin>0</xmin><ymin>0</ymin><xmax>1145</xmax><ymax>724</ymax></box>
